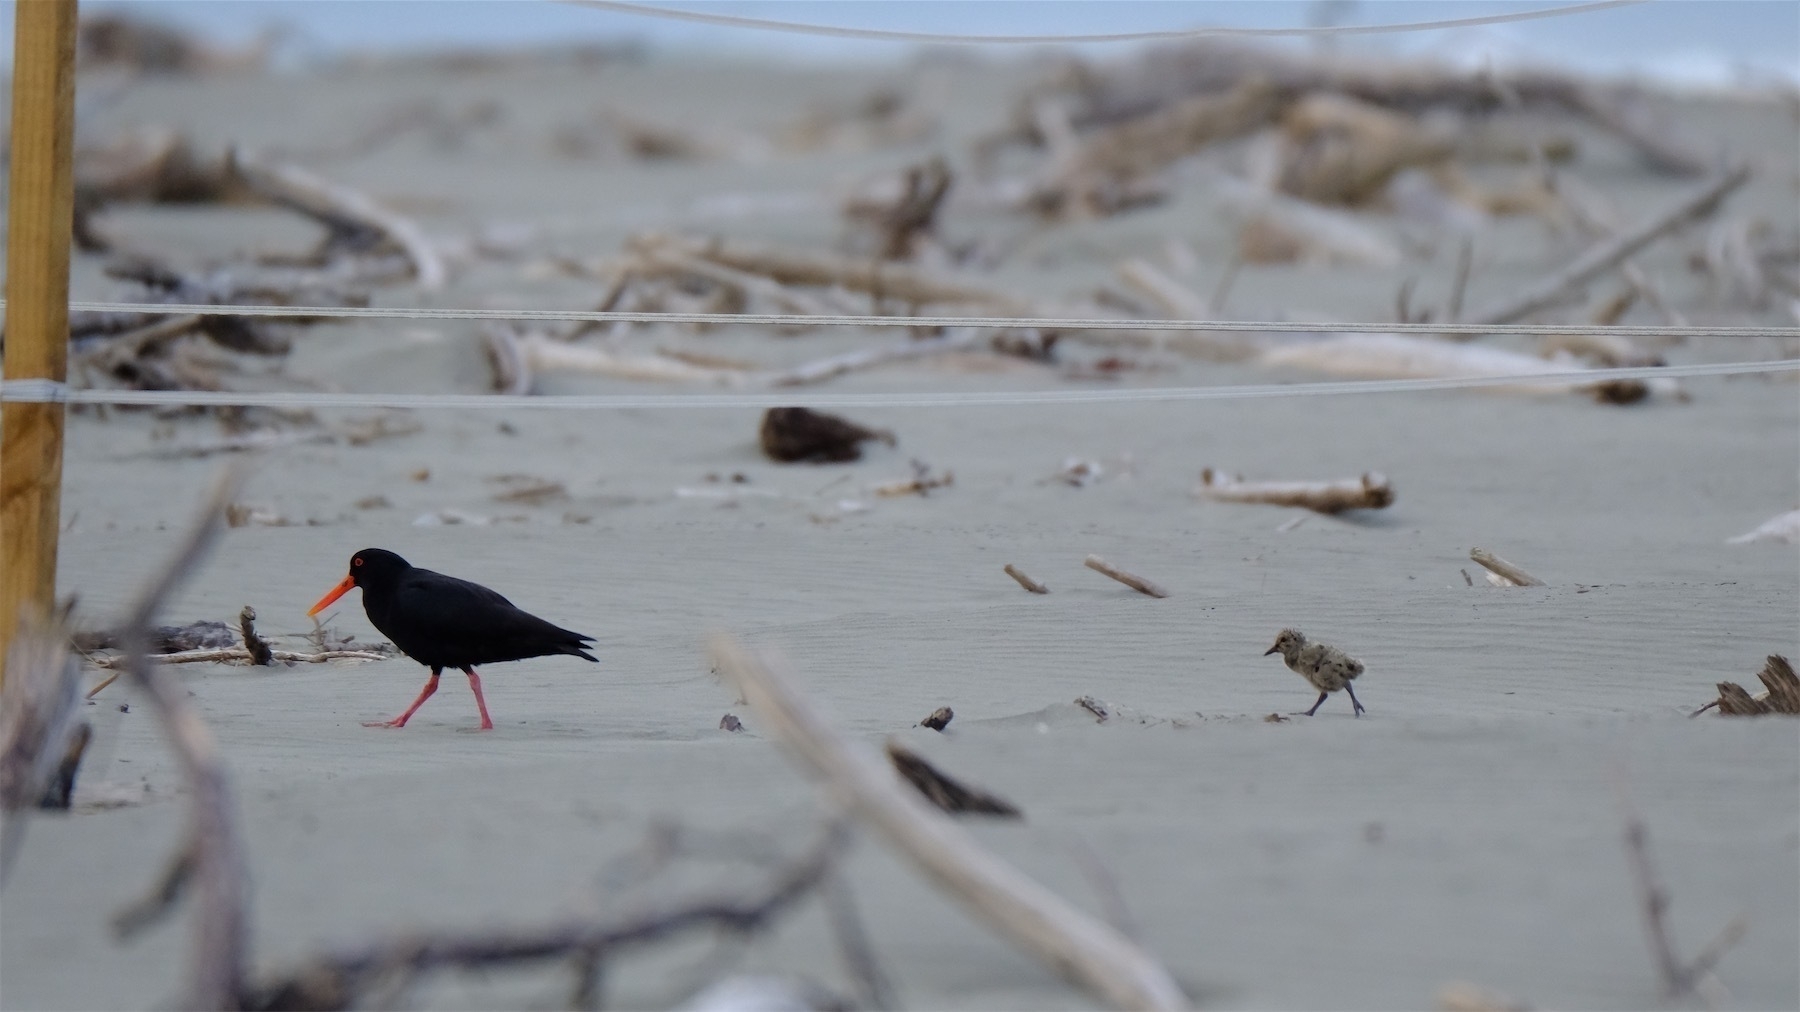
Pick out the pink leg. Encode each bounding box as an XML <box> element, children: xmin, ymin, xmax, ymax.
<box><xmin>365</xmin><ymin>671</ymin><xmax>439</xmax><ymax>728</ymax></box>
<box><xmin>463</xmin><ymin>667</ymin><xmax>495</xmax><ymax>731</ymax></box>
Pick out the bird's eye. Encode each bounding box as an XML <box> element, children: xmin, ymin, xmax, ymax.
<box><xmin>353</xmin><ymin>558</ymin><xmax>363</xmax><ymax>567</ymax></box>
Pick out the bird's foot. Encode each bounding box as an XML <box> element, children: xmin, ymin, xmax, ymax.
<box><xmin>476</xmin><ymin>718</ymin><xmax>494</xmax><ymax>731</ymax></box>
<box><xmin>362</xmin><ymin>718</ymin><xmax>408</xmax><ymax>729</ymax></box>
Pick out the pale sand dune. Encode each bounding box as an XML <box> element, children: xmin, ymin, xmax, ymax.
<box><xmin>4</xmin><ymin>48</ymin><xmax>1798</xmax><ymax>1011</ymax></box>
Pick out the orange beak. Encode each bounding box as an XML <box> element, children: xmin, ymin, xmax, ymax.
<box><xmin>307</xmin><ymin>573</ymin><xmax>358</xmax><ymax>617</ymax></box>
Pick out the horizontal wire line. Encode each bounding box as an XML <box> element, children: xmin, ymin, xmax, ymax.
<box><xmin>4</xmin><ymin>360</ymin><xmax>1794</xmax><ymax>411</ymax></box>
<box><xmin>43</xmin><ymin>300</ymin><xmax>1800</xmax><ymax>340</ymax></box>
<box><xmin>557</xmin><ymin>0</ymin><xmax>1645</xmax><ymax>45</ymax></box>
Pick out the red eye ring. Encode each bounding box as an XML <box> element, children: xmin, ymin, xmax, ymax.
<box><xmin>353</xmin><ymin>558</ymin><xmax>363</xmax><ymax>567</ymax></box>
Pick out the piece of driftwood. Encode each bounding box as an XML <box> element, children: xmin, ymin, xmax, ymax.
<box><xmin>483</xmin><ymin>324</ymin><xmax>533</xmax><ymax>395</ymax></box>
<box><xmin>1726</xmin><ymin>508</ymin><xmax>1800</xmax><ymax>545</ymax></box>
<box><xmin>1004</xmin><ymin>564</ymin><xmax>1049</xmax><ymax>595</ymax></box>
<box><xmin>1031</xmin><ymin>76</ymin><xmax>1285</xmax><ymax>218</ymax></box>
<box><xmin>0</xmin><ymin>608</ymin><xmax>91</xmax><ymax>878</ymax></box>
<box><xmin>1462</xmin><ymin>166</ymin><xmax>1750</xmax><ymax>325</ymax></box>
<box><xmin>1075</xmin><ymin>696</ymin><xmax>1112</xmax><ymax>722</ymax></box>
<box><xmin>229</xmin><ymin>149</ymin><xmax>445</xmax><ymax>290</ymax></box>
<box><xmin>1690</xmin><ymin>655</ymin><xmax>1800</xmax><ymax>717</ymax></box>
<box><xmin>1116</xmin><ymin>258</ymin><xmax>1210</xmax><ymax>319</ymax></box>
<box><xmin>519</xmin><ymin>331</ymin><xmax>745</xmax><ymax>385</ymax></box>
<box><xmin>1022</xmin><ymin>40</ymin><xmax>1719</xmax><ymax>176</ymax></box>
<box><xmin>237</xmin><ymin>607</ymin><xmax>272</xmax><ymax>666</ymax></box>
<box><xmin>843</xmin><ymin>155</ymin><xmax>954</xmax><ymax>260</ymax></box>
<box><xmin>760</xmin><ymin>407</ymin><xmax>894</xmax><ymax>464</ymax></box>
<box><xmin>886</xmin><ymin>742</ymin><xmax>1021</xmax><ymax>818</ymax></box>
<box><xmin>246</xmin><ymin>819</ymin><xmax>849</xmax><ymax>1011</ymax></box>
<box><xmin>768</xmin><ymin>329</ymin><xmax>981</xmax><ymax>387</ymax></box>
<box><xmin>79</xmin><ymin>12</ymin><xmax>272</xmax><ymax>75</ymax></box>
<box><xmin>73</xmin><ymin>619</ymin><xmax>237</xmax><ymax>655</ymax></box>
<box><xmin>707</xmin><ymin>635</ymin><xmax>1188</xmax><ymax>1011</ymax></box>
<box><xmin>872</xmin><ymin>460</ymin><xmax>953</xmax><ymax>498</ymax></box>
<box><xmin>1468</xmin><ymin>548</ymin><xmax>1545</xmax><ymax>588</ymax></box>
<box><xmin>1259</xmin><ymin>333</ymin><xmax>1680</xmax><ymax>402</ymax></box>
<box><xmin>1275</xmin><ymin>91</ymin><xmax>1454</xmax><ymax>206</ymax></box>
<box><xmin>653</xmin><ymin>234</ymin><xmax>1032</xmax><ymax>312</ymax></box>
<box><xmin>1084</xmin><ymin>555</ymin><xmax>1169</xmax><ymax>598</ymax></box>
<box><xmin>1197</xmin><ymin>468</ymin><xmax>1394</xmax><ymax>514</ymax></box>
<box><xmin>919</xmin><ymin>707</ymin><xmax>954</xmax><ymax>732</ymax></box>
<box><xmin>1216</xmin><ymin>176</ymin><xmax>1403</xmax><ymax>267</ymax></box>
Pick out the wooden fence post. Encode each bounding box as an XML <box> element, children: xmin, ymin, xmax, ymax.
<box><xmin>1</xmin><ymin>0</ymin><xmax>80</xmax><ymax>686</ymax></box>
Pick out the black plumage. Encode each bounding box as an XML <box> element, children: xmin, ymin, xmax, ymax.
<box><xmin>309</xmin><ymin>548</ymin><xmax>595</xmax><ymax>730</ymax></box>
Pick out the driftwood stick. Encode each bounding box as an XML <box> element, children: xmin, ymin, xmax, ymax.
<box><xmin>0</xmin><ymin>608</ymin><xmax>89</xmax><ymax>882</ymax></box>
<box><xmin>658</xmin><ymin>234</ymin><xmax>1031</xmax><ymax>311</ymax></box>
<box><xmin>707</xmin><ymin>635</ymin><xmax>1188</xmax><ymax>1011</ymax></box>
<box><xmin>229</xmin><ymin>149</ymin><xmax>446</xmax><ymax>290</ymax></box>
<box><xmin>1003</xmin><ymin>564</ymin><xmax>1049</xmax><ymax>594</ymax></box>
<box><xmin>79</xmin><ymin>313</ymin><xmax>204</xmax><ymax>370</ymax></box>
<box><xmin>1468</xmin><ymin>548</ymin><xmax>1545</xmax><ymax>587</ymax></box>
<box><xmin>89</xmin><ymin>647</ymin><xmax>391</xmax><ymax>670</ymax></box>
<box><xmin>1084</xmin><ymin>555</ymin><xmax>1169</xmax><ymax>599</ymax></box>
<box><xmin>237</xmin><ymin>607</ymin><xmax>272</xmax><ymax>666</ymax></box>
<box><xmin>1464</xmin><ymin>166</ymin><xmax>1750</xmax><ymax>325</ymax></box>
<box><xmin>1117</xmin><ymin>258</ymin><xmax>1210</xmax><ymax>318</ymax></box>
<box><xmin>520</xmin><ymin>332</ymin><xmax>745</xmax><ymax>385</ymax></box>
<box><xmin>767</xmin><ymin>330</ymin><xmax>980</xmax><ymax>387</ymax></box>
<box><xmin>483</xmin><ymin>324</ymin><xmax>533</xmax><ymax>395</ymax></box>
<box><xmin>1197</xmin><ymin>469</ymin><xmax>1394</xmax><ymax>514</ymax></box>
<box><xmin>118</xmin><ymin>467</ymin><xmax>250</xmax><ymax>1010</ymax></box>
<box><xmin>249</xmin><ymin>819</ymin><xmax>848</xmax><ymax>1010</ymax></box>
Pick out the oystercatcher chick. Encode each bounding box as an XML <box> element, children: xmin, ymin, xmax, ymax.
<box><xmin>308</xmin><ymin>549</ymin><xmax>596</xmax><ymax>730</ymax></box>
<box><xmin>1264</xmin><ymin>628</ymin><xmax>1365</xmax><ymax>717</ymax></box>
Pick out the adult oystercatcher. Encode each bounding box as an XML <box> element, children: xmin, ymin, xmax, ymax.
<box><xmin>308</xmin><ymin>548</ymin><xmax>597</xmax><ymax>730</ymax></box>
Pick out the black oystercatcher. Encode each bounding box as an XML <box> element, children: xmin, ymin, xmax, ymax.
<box><xmin>308</xmin><ymin>549</ymin><xmax>596</xmax><ymax>730</ymax></box>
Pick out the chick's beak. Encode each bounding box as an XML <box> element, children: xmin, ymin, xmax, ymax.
<box><xmin>1263</xmin><ymin>644</ymin><xmax>1280</xmax><ymax>656</ymax></box>
<box><xmin>307</xmin><ymin>573</ymin><xmax>358</xmax><ymax>617</ymax></box>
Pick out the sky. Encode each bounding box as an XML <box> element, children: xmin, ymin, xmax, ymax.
<box><xmin>2</xmin><ymin>1</ymin><xmax>1797</xmax><ymax>89</ymax></box>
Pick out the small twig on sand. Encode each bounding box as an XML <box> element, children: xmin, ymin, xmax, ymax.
<box><xmin>1617</xmin><ymin>782</ymin><xmax>1749</xmax><ymax>1001</ymax></box>
<box><xmin>1003</xmin><ymin>564</ymin><xmax>1049</xmax><ymax>594</ymax></box>
<box><xmin>886</xmin><ymin>742</ymin><xmax>1022</xmax><ymax>818</ymax></box>
<box><xmin>1197</xmin><ymin>468</ymin><xmax>1394</xmax><ymax>514</ymax></box>
<box><xmin>1468</xmin><ymin>548</ymin><xmax>1545</xmax><ymax>587</ymax></box>
<box><xmin>1084</xmin><ymin>555</ymin><xmax>1169</xmax><ymax>598</ymax></box>
<box><xmin>707</xmin><ymin>636</ymin><xmax>1188</xmax><ymax>1011</ymax></box>
<box><xmin>1463</xmin><ymin>166</ymin><xmax>1750</xmax><ymax>325</ymax></box>
<box><xmin>237</xmin><ymin>607</ymin><xmax>272</xmax><ymax>667</ymax></box>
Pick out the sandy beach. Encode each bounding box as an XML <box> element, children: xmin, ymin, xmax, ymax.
<box><xmin>2</xmin><ymin>18</ymin><xmax>1798</xmax><ymax>1011</ymax></box>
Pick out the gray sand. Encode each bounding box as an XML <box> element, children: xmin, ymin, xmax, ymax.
<box><xmin>3</xmin><ymin>49</ymin><xmax>1797</xmax><ymax>1010</ymax></box>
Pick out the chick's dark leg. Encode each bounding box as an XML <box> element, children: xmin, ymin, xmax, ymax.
<box><xmin>1302</xmin><ymin>691</ymin><xmax>1329</xmax><ymax>716</ymax></box>
<box><xmin>1345</xmin><ymin>683</ymin><xmax>1366</xmax><ymax>717</ymax></box>
<box><xmin>462</xmin><ymin>666</ymin><xmax>495</xmax><ymax>731</ymax></box>
<box><xmin>367</xmin><ymin>667</ymin><xmax>441</xmax><ymax>728</ymax></box>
